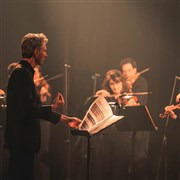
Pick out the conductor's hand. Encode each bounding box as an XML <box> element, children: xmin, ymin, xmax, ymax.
<box><xmin>51</xmin><ymin>92</ymin><xmax>65</xmax><ymax>111</ymax></box>
<box><xmin>61</xmin><ymin>115</ymin><xmax>81</xmax><ymax>129</ymax></box>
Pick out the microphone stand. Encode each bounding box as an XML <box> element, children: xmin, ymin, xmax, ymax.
<box><xmin>92</xmin><ymin>73</ymin><xmax>100</xmax><ymax>95</ymax></box>
<box><xmin>64</xmin><ymin>64</ymin><xmax>71</xmax><ymax>180</ymax></box>
<box><xmin>156</xmin><ymin>76</ymin><xmax>179</xmax><ymax>180</ymax></box>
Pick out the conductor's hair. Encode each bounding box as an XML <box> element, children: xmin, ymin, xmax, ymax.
<box><xmin>21</xmin><ymin>33</ymin><xmax>48</xmax><ymax>58</ymax></box>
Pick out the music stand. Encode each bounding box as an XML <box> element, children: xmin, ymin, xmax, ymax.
<box><xmin>116</xmin><ymin>105</ymin><xmax>157</xmax><ymax>131</ymax></box>
<box><xmin>71</xmin><ymin>117</ymin><xmax>123</xmax><ymax>180</ymax></box>
<box><xmin>115</xmin><ymin>105</ymin><xmax>157</xmax><ymax>179</ymax></box>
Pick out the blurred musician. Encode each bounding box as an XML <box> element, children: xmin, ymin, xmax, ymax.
<box><xmin>119</xmin><ymin>58</ymin><xmax>149</xmax><ymax>179</ymax></box>
<box><xmin>96</xmin><ymin>69</ymin><xmax>139</xmax><ymax>107</ymax></box>
<box><xmin>89</xmin><ymin>69</ymin><xmax>143</xmax><ymax>179</ymax></box>
<box><xmin>34</xmin><ymin>66</ymin><xmax>51</xmax><ymax>104</ymax></box>
<box><xmin>119</xmin><ymin>57</ymin><xmax>148</xmax><ymax>105</ymax></box>
<box><xmin>0</xmin><ymin>62</ymin><xmax>18</xmax><ymax>110</ymax></box>
<box><xmin>33</xmin><ymin>66</ymin><xmax>52</xmax><ymax>180</ymax></box>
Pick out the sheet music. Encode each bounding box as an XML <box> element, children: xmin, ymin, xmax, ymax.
<box><xmin>79</xmin><ymin>96</ymin><xmax>124</xmax><ymax>135</ymax></box>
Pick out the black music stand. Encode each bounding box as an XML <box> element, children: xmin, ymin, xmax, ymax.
<box><xmin>115</xmin><ymin>105</ymin><xmax>157</xmax><ymax>179</ymax></box>
<box><xmin>116</xmin><ymin>105</ymin><xmax>157</xmax><ymax>131</ymax></box>
<box><xmin>71</xmin><ymin>117</ymin><xmax>123</xmax><ymax>180</ymax></box>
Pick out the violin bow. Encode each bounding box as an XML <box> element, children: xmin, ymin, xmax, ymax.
<box><xmin>138</xmin><ymin>68</ymin><xmax>150</xmax><ymax>75</ymax></box>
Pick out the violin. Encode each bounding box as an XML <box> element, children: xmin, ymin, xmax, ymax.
<box><xmin>121</xmin><ymin>95</ymin><xmax>140</xmax><ymax>106</ymax></box>
<box><xmin>159</xmin><ymin>103</ymin><xmax>180</xmax><ymax>119</ymax></box>
<box><xmin>34</xmin><ymin>75</ymin><xmax>51</xmax><ymax>103</ymax></box>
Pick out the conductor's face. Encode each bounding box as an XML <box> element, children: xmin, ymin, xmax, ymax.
<box><xmin>35</xmin><ymin>42</ymin><xmax>48</xmax><ymax>66</ymax></box>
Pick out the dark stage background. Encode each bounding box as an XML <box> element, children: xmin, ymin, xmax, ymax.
<box><xmin>0</xmin><ymin>0</ymin><xmax>180</xmax><ymax>180</ymax></box>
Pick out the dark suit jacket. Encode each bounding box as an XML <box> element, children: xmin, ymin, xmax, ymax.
<box><xmin>132</xmin><ymin>76</ymin><xmax>148</xmax><ymax>105</ymax></box>
<box><xmin>4</xmin><ymin>60</ymin><xmax>60</xmax><ymax>152</ymax></box>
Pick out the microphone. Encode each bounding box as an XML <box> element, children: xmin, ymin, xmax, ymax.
<box><xmin>94</xmin><ymin>73</ymin><xmax>100</xmax><ymax>77</ymax></box>
<box><xmin>64</xmin><ymin>64</ymin><xmax>71</xmax><ymax>68</ymax></box>
<box><xmin>175</xmin><ymin>76</ymin><xmax>180</xmax><ymax>80</ymax></box>
<box><xmin>92</xmin><ymin>73</ymin><xmax>100</xmax><ymax>79</ymax></box>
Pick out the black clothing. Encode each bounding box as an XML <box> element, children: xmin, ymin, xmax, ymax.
<box><xmin>132</xmin><ymin>76</ymin><xmax>148</xmax><ymax>105</ymax></box>
<box><xmin>76</xmin><ymin>76</ymin><xmax>150</xmax><ymax>180</ymax></box>
<box><xmin>130</xmin><ymin>76</ymin><xmax>149</xmax><ymax>179</ymax></box>
<box><xmin>4</xmin><ymin>60</ymin><xmax>60</xmax><ymax>179</ymax></box>
<box><xmin>34</xmin><ymin>76</ymin><xmax>52</xmax><ymax>180</ymax></box>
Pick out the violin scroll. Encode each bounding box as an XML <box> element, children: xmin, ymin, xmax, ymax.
<box><xmin>159</xmin><ymin>103</ymin><xmax>180</xmax><ymax>119</ymax></box>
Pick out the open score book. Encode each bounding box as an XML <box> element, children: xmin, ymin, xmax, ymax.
<box><xmin>78</xmin><ymin>96</ymin><xmax>124</xmax><ymax>135</ymax></box>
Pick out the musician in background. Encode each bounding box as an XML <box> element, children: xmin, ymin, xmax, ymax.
<box><xmin>119</xmin><ymin>57</ymin><xmax>148</xmax><ymax>105</ymax></box>
<box><xmin>34</xmin><ymin>66</ymin><xmax>51</xmax><ymax>104</ymax></box>
<box><xmin>96</xmin><ymin>69</ymin><xmax>123</xmax><ymax>97</ymax></box>
<box><xmin>0</xmin><ymin>62</ymin><xmax>19</xmax><ymax>179</ymax></box>
<box><xmin>33</xmin><ymin>65</ymin><xmax>52</xmax><ymax>180</ymax></box>
<box><xmin>96</xmin><ymin>69</ymin><xmax>139</xmax><ymax>107</ymax></box>
<box><xmin>89</xmin><ymin>69</ymin><xmax>140</xmax><ymax>179</ymax></box>
<box><xmin>119</xmin><ymin>57</ymin><xmax>149</xmax><ymax>179</ymax></box>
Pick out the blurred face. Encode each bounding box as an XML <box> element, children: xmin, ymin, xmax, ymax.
<box><xmin>35</xmin><ymin>42</ymin><xmax>48</xmax><ymax>65</ymax></box>
<box><xmin>121</xmin><ymin>63</ymin><xmax>137</xmax><ymax>78</ymax></box>
<box><xmin>109</xmin><ymin>79</ymin><xmax>122</xmax><ymax>96</ymax></box>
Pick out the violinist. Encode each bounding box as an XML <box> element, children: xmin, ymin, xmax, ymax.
<box><xmin>95</xmin><ymin>69</ymin><xmax>139</xmax><ymax>107</ymax></box>
<box><xmin>119</xmin><ymin>57</ymin><xmax>148</xmax><ymax>105</ymax></box>
<box><xmin>90</xmin><ymin>69</ymin><xmax>141</xmax><ymax>179</ymax></box>
<box><xmin>33</xmin><ymin>65</ymin><xmax>53</xmax><ymax>180</ymax></box>
<box><xmin>119</xmin><ymin>58</ymin><xmax>149</xmax><ymax>179</ymax></box>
